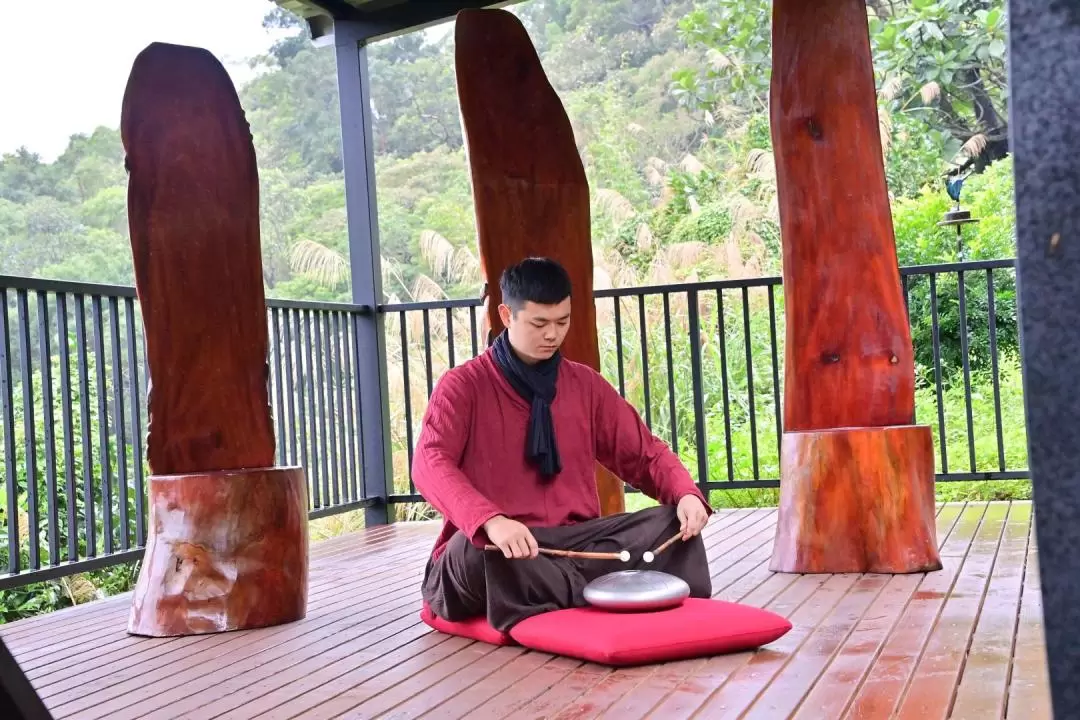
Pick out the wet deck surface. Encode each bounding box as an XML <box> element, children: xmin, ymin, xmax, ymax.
<box><xmin>0</xmin><ymin>501</ymin><xmax>1050</xmax><ymax>719</ymax></box>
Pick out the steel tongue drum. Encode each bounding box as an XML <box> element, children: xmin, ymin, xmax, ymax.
<box><xmin>583</xmin><ymin>569</ymin><xmax>691</xmax><ymax>612</ymax></box>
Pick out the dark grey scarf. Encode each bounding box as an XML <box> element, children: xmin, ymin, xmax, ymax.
<box><xmin>491</xmin><ymin>331</ymin><xmax>562</xmax><ymax>478</ymax></box>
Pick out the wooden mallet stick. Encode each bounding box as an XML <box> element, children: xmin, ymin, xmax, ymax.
<box><xmin>643</xmin><ymin>531</ymin><xmax>685</xmax><ymax>563</ymax></box>
<box><xmin>484</xmin><ymin>545</ymin><xmax>630</xmax><ymax>562</ymax></box>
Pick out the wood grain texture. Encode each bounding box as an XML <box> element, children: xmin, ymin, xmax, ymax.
<box><xmin>949</xmin><ymin>502</ymin><xmax>1030</xmax><ymax>719</ymax></box>
<box><xmin>843</xmin><ymin>502</ymin><xmax>984</xmax><ymax>719</ymax></box>
<box><xmin>0</xmin><ymin>503</ymin><xmax>1050</xmax><ymax>719</ymax></box>
<box><xmin>127</xmin><ymin>467</ymin><xmax>309</xmax><ymax>637</ymax></box>
<box><xmin>771</xmin><ymin>0</ymin><xmax>915</xmax><ymax>432</ymax></box>
<box><xmin>1007</xmin><ymin>519</ymin><xmax>1052</xmax><ymax>720</ymax></box>
<box><xmin>770</xmin><ymin>426</ymin><xmax>941</xmax><ymax>574</ymax></box>
<box><xmin>454</xmin><ymin>9</ymin><xmax>624</xmax><ymax>515</ymax></box>
<box><xmin>121</xmin><ymin>41</ymin><xmax>274</xmax><ymax>475</ymax></box>
<box><xmin>121</xmin><ymin>42</ymin><xmax>309</xmax><ymax>639</ymax></box>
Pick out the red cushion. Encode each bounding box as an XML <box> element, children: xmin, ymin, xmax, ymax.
<box><xmin>419</xmin><ymin>602</ymin><xmax>516</xmax><ymax>646</ymax></box>
<box><xmin>508</xmin><ymin>598</ymin><xmax>792</xmax><ymax>666</ymax></box>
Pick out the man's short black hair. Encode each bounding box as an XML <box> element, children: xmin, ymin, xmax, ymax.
<box><xmin>499</xmin><ymin>257</ymin><xmax>572</xmax><ymax>312</ymax></box>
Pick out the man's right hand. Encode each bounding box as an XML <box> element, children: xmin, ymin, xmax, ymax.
<box><xmin>483</xmin><ymin>515</ymin><xmax>539</xmax><ymax>559</ymax></box>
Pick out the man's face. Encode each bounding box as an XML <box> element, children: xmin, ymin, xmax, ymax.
<box><xmin>499</xmin><ymin>297</ymin><xmax>572</xmax><ymax>363</ymax></box>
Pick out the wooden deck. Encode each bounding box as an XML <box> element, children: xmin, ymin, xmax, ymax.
<box><xmin>0</xmin><ymin>501</ymin><xmax>1050</xmax><ymax>719</ymax></box>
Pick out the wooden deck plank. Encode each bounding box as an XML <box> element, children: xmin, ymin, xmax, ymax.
<box><xmin>613</xmin><ymin>573</ymin><xmax>840</xmax><ymax>720</ymax></box>
<box><xmin>40</xmin><ymin>535</ymin><xmax>437</xmax><ymax>717</ymax></box>
<box><xmin>439</xmin><ymin>656</ymin><xmax>585</xmax><ymax>720</ymax></box>
<box><xmin>293</xmin><ymin>635</ymin><xmax>496</xmax><ymax>719</ymax></box>
<box><xmin>0</xmin><ymin>523</ymin><xmax>428</xmax><ymax>656</ymax></box>
<box><xmin>379</xmin><ymin>644</ymin><xmax>537</xmax><ymax>720</ymax></box>
<box><xmin>213</xmin><ymin>620</ymin><xmax>439</xmax><ymax>720</ymax></box>
<box><xmin>1006</xmin><ymin>517</ymin><xmax>1052</xmax><ymax>719</ymax></box>
<box><xmin>335</xmin><ymin>640</ymin><xmax>512</xmax><ymax>719</ymax></box>
<box><xmin>706</xmin><ymin>574</ymin><xmax>884</xmax><ymax>719</ymax></box>
<box><xmin>245</xmin><ymin>631</ymin><xmax>462</xmax><ymax>720</ymax></box>
<box><xmin>0</xmin><ymin>522</ymin><xmax>416</xmax><ymax>646</ymax></box>
<box><xmin>950</xmin><ymin>502</ymin><xmax>1032</xmax><ymax>719</ymax></box>
<box><xmin>0</xmin><ymin>501</ymin><xmax>1051</xmax><ymax>720</ymax></box>
<box><xmin>682</xmin><ymin>504</ymin><xmax>971</xmax><ymax>720</ymax></box>
<box><xmin>280</xmin><ymin>513</ymin><xmax>744</xmax><ymax>720</ymax></box>
<box><xmin>789</xmin><ymin>503</ymin><xmax>966</xmax><ymax>720</ymax></box>
<box><xmin>50</xmin><ymin>590</ymin><xmax>427</xmax><ymax>714</ymax></box>
<box><xmin>893</xmin><ymin>502</ymin><xmax>1013</xmax><ymax>719</ymax></box>
<box><xmin>413</xmin><ymin>652</ymin><xmax>560</xmax><ymax>720</ymax></box>
<box><xmin>78</xmin><ymin>575</ymin><xmax>432</xmax><ymax>719</ymax></box>
<box><xmin>14</xmin><ymin>539</ymin><xmax>428</xmax><ymax>677</ymax></box>
<box><xmin>843</xmin><ymin>502</ymin><xmax>991</xmax><ymax>719</ymax></box>
<box><xmin>24</xmin><ymin>532</ymin><xmax>438</xmax><ymax>690</ymax></box>
<box><xmin>584</xmin><ymin>660</ymin><xmax>697</xmax><ymax>720</ymax></box>
<box><xmin>498</xmin><ymin>663</ymin><xmax>613</xmax><ymax>720</ymax></box>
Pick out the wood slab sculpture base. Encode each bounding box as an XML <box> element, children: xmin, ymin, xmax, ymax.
<box><xmin>455</xmin><ymin>8</ymin><xmax>624</xmax><ymax>516</ymax></box>
<box><xmin>770</xmin><ymin>426</ymin><xmax>941</xmax><ymax>575</ymax></box>
<box><xmin>127</xmin><ymin>467</ymin><xmax>309</xmax><ymax>637</ymax></box>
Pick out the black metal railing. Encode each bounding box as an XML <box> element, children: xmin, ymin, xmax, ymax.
<box><xmin>266</xmin><ymin>301</ymin><xmax>375</xmax><ymax>519</ymax></box>
<box><xmin>0</xmin><ymin>258</ymin><xmax>1026</xmax><ymax>588</ymax></box>
<box><xmin>0</xmin><ymin>276</ymin><xmax>373</xmax><ymax>590</ymax></box>
<box><xmin>382</xmin><ymin>258</ymin><xmax>1027</xmax><ymax>506</ymax></box>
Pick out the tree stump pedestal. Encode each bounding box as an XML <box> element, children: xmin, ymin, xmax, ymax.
<box><xmin>121</xmin><ymin>42</ymin><xmax>311</xmax><ymax>637</ymax></box>
<box><xmin>769</xmin><ymin>426</ymin><xmax>941</xmax><ymax>574</ymax></box>
<box><xmin>766</xmin><ymin>0</ymin><xmax>944</xmax><ymax>576</ymax></box>
<box><xmin>128</xmin><ymin>468</ymin><xmax>309</xmax><ymax>637</ymax></box>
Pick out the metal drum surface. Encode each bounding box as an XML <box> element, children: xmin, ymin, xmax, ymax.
<box><xmin>583</xmin><ymin>570</ymin><xmax>690</xmax><ymax>612</ymax></box>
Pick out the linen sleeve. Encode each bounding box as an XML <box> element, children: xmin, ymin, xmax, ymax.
<box><xmin>412</xmin><ymin>369</ymin><xmax>504</xmax><ymax>544</ymax></box>
<box><xmin>592</xmin><ymin>369</ymin><xmax>713</xmax><ymax>513</ymax></box>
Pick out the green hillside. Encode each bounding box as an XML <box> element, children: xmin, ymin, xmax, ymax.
<box><xmin>0</xmin><ymin>0</ymin><xmax>1014</xmax><ymax>298</ymax></box>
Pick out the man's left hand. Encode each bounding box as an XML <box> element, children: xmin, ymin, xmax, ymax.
<box><xmin>676</xmin><ymin>495</ymin><xmax>709</xmax><ymax>540</ymax></box>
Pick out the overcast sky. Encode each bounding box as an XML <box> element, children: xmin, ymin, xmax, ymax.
<box><xmin>0</xmin><ymin>0</ymin><xmax>284</xmax><ymax>160</ymax></box>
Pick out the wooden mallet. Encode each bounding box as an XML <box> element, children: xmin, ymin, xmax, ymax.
<box><xmin>643</xmin><ymin>531</ymin><xmax>685</xmax><ymax>563</ymax></box>
<box><xmin>484</xmin><ymin>545</ymin><xmax>630</xmax><ymax>562</ymax></box>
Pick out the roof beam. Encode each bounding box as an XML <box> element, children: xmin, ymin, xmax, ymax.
<box><xmin>271</xmin><ymin>0</ymin><xmax>355</xmax><ymax>41</ymax></box>
<box><xmin>311</xmin><ymin>0</ymin><xmax>367</xmax><ymax>19</ymax></box>
<box><xmin>331</xmin><ymin>0</ymin><xmax>525</xmax><ymax>44</ymax></box>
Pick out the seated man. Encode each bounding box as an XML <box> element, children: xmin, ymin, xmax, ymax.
<box><xmin>414</xmin><ymin>257</ymin><xmax>713</xmax><ymax>632</ymax></box>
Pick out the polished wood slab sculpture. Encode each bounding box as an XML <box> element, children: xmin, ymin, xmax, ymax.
<box><xmin>768</xmin><ymin>0</ymin><xmax>940</xmax><ymax>574</ymax></box>
<box><xmin>122</xmin><ymin>42</ymin><xmax>308</xmax><ymax>636</ymax></box>
<box><xmin>454</xmin><ymin>9</ymin><xmax>624</xmax><ymax>516</ymax></box>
